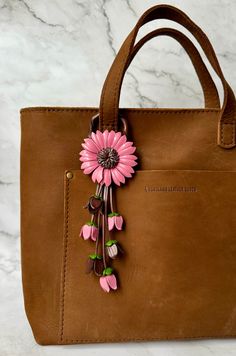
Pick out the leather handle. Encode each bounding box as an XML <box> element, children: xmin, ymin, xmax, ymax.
<box><xmin>126</xmin><ymin>28</ymin><xmax>220</xmax><ymax>109</ymax></box>
<box><xmin>99</xmin><ymin>4</ymin><xmax>236</xmax><ymax>149</ymax></box>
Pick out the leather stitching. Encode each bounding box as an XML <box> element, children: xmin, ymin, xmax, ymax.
<box><xmin>111</xmin><ymin>37</ymin><xmax>136</xmax><ymax>130</ymax></box>
<box><xmin>102</xmin><ymin>8</ymin><xmax>222</xmax><ymax>130</ymax></box>
<box><xmin>62</xmin><ymin>335</ymin><xmax>236</xmax><ymax>343</ymax></box>
<box><xmin>59</xmin><ymin>171</ymin><xmax>236</xmax><ymax>344</ymax></box>
<box><xmin>98</xmin><ymin>6</ymin><xmax>235</xmax><ymax>136</ymax></box>
<box><xmin>221</xmin><ymin>122</ymin><xmax>235</xmax><ymax>146</ymax></box>
<box><xmin>100</xmin><ymin>72</ymin><xmax>109</xmax><ymax>130</ymax></box>
<box><xmin>60</xmin><ymin>176</ymin><xmax>70</xmax><ymax>342</ymax></box>
<box><xmin>111</xmin><ymin>55</ymin><xmax>130</xmax><ymax>130</ymax></box>
<box><xmin>20</xmin><ymin>108</ymin><xmax>220</xmax><ymax>114</ymax></box>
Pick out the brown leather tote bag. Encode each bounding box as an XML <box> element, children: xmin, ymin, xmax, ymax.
<box><xmin>20</xmin><ymin>5</ymin><xmax>236</xmax><ymax>345</ymax></box>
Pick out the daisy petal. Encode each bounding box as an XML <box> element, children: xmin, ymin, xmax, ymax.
<box><xmin>80</xmin><ymin>153</ymin><xmax>97</xmax><ymax>162</ymax></box>
<box><xmin>117</xmin><ymin>163</ymin><xmax>134</xmax><ymax>177</ymax></box>
<box><xmin>119</xmin><ymin>162</ymin><xmax>135</xmax><ymax>174</ymax></box>
<box><xmin>80</xmin><ymin>156</ymin><xmax>91</xmax><ymax>162</ymax></box>
<box><xmin>79</xmin><ymin>149</ymin><xmax>90</xmax><ymax>156</ymax></box>
<box><xmin>84</xmin><ymin>138</ymin><xmax>99</xmax><ymax>153</ymax></box>
<box><xmin>91</xmin><ymin>132</ymin><xmax>102</xmax><ymax>149</ymax></box>
<box><xmin>80</xmin><ymin>150</ymin><xmax>98</xmax><ymax>160</ymax></box>
<box><xmin>81</xmin><ymin>143</ymin><xmax>98</xmax><ymax>154</ymax></box>
<box><xmin>113</xmin><ymin>134</ymin><xmax>127</xmax><ymax>150</ymax></box>
<box><xmin>116</xmin><ymin>164</ymin><xmax>132</xmax><ymax>178</ymax></box>
<box><xmin>91</xmin><ymin>166</ymin><xmax>99</xmax><ymax>183</ymax></box>
<box><xmin>106</xmin><ymin>275</ymin><xmax>117</xmax><ymax>290</ymax></box>
<box><xmin>100</xmin><ymin>276</ymin><xmax>110</xmax><ymax>292</ymax></box>
<box><xmin>96</xmin><ymin>166</ymin><xmax>104</xmax><ymax>183</ymax></box>
<box><xmin>112</xmin><ymin>168</ymin><xmax>125</xmax><ymax>184</ymax></box>
<box><xmin>119</xmin><ymin>158</ymin><xmax>138</xmax><ymax>167</ymax></box>
<box><xmin>103</xmin><ymin>169</ymin><xmax>111</xmax><ymax>186</ymax></box>
<box><xmin>119</xmin><ymin>154</ymin><xmax>137</xmax><ymax>160</ymax></box>
<box><xmin>92</xmin><ymin>165</ymin><xmax>104</xmax><ymax>183</ymax></box>
<box><xmin>83</xmin><ymin>163</ymin><xmax>99</xmax><ymax>175</ymax></box>
<box><xmin>107</xmin><ymin>130</ymin><xmax>116</xmax><ymax>147</ymax></box>
<box><xmin>117</xmin><ymin>141</ymin><xmax>133</xmax><ymax>153</ymax></box>
<box><xmin>111</xmin><ymin>132</ymin><xmax>121</xmax><ymax>148</ymax></box>
<box><xmin>111</xmin><ymin>169</ymin><xmax>121</xmax><ymax>186</ymax></box>
<box><xmin>119</xmin><ymin>146</ymin><xmax>136</xmax><ymax>156</ymax></box>
<box><xmin>102</xmin><ymin>130</ymin><xmax>109</xmax><ymax>147</ymax></box>
<box><xmin>96</xmin><ymin>130</ymin><xmax>105</xmax><ymax>149</ymax></box>
<box><xmin>80</xmin><ymin>154</ymin><xmax>97</xmax><ymax>160</ymax></box>
<box><xmin>81</xmin><ymin>161</ymin><xmax>99</xmax><ymax>169</ymax></box>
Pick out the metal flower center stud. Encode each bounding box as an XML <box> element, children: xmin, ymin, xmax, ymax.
<box><xmin>79</xmin><ymin>129</ymin><xmax>138</xmax><ymax>292</ymax></box>
<box><xmin>97</xmin><ymin>147</ymin><xmax>119</xmax><ymax>169</ymax></box>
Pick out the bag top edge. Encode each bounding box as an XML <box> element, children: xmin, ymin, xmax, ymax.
<box><xmin>20</xmin><ymin>106</ymin><xmax>221</xmax><ymax>114</ymax></box>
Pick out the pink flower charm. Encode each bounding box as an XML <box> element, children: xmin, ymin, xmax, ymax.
<box><xmin>108</xmin><ymin>213</ymin><xmax>123</xmax><ymax>231</ymax></box>
<box><xmin>106</xmin><ymin>240</ymin><xmax>119</xmax><ymax>259</ymax></box>
<box><xmin>80</xmin><ymin>222</ymin><xmax>98</xmax><ymax>241</ymax></box>
<box><xmin>80</xmin><ymin>130</ymin><xmax>137</xmax><ymax>186</ymax></box>
<box><xmin>99</xmin><ymin>268</ymin><xmax>117</xmax><ymax>292</ymax></box>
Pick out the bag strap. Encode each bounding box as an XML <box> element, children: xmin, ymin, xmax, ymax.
<box><xmin>126</xmin><ymin>28</ymin><xmax>220</xmax><ymax>109</ymax></box>
<box><xmin>99</xmin><ymin>4</ymin><xmax>236</xmax><ymax>149</ymax></box>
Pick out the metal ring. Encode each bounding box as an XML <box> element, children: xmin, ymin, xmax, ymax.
<box><xmin>89</xmin><ymin>114</ymin><xmax>128</xmax><ymax>136</ymax></box>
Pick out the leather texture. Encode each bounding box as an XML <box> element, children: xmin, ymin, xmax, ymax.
<box><xmin>20</xmin><ymin>4</ymin><xmax>236</xmax><ymax>346</ymax></box>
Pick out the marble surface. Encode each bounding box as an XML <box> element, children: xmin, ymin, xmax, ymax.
<box><xmin>0</xmin><ymin>0</ymin><xmax>236</xmax><ymax>355</ymax></box>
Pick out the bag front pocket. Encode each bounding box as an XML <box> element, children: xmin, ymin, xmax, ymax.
<box><xmin>60</xmin><ymin>169</ymin><xmax>236</xmax><ymax>343</ymax></box>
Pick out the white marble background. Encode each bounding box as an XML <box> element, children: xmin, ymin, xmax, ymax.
<box><xmin>0</xmin><ymin>0</ymin><xmax>236</xmax><ymax>355</ymax></box>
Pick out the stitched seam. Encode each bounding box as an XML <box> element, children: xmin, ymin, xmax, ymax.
<box><xmin>100</xmin><ymin>30</ymin><xmax>138</xmax><ymax>130</ymax></box>
<box><xmin>167</xmin><ymin>8</ymin><xmax>232</xmax><ymax>133</ymax></box>
<box><xmin>120</xmin><ymin>109</ymin><xmax>219</xmax><ymax>115</ymax></box>
<box><xmin>101</xmin><ymin>72</ymin><xmax>110</xmax><ymax>131</ymax></box>
<box><xmin>59</xmin><ymin>173</ymin><xmax>236</xmax><ymax>344</ymax></box>
<box><xmin>112</xmin><ymin>58</ymin><xmax>126</xmax><ymax>130</ymax></box>
<box><xmin>103</xmin><ymin>6</ymin><xmax>225</xmax><ymax>130</ymax></box>
<box><xmin>60</xmin><ymin>176</ymin><xmax>70</xmax><ymax>342</ymax></box>
<box><xmin>20</xmin><ymin>107</ymin><xmax>220</xmax><ymax>114</ymax></box>
<box><xmin>221</xmin><ymin>122</ymin><xmax>235</xmax><ymax>146</ymax></box>
<box><xmin>112</xmin><ymin>40</ymin><xmax>135</xmax><ymax>130</ymax></box>
<box><xmin>63</xmin><ymin>334</ymin><xmax>236</xmax><ymax>343</ymax></box>
<box><xmin>20</xmin><ymin>108</ymin><xmax>98</xmax><ymax>114</ymax></box>
<box><xmin>193</xmin><ymin>14</ymin><xmax>235</xmax><ymax>135</ymax></box>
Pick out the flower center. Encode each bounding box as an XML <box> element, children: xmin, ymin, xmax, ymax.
<box><xmin>97</xmin><ymin>147</ymin><xmax>119</xmax><ymax>169</ymax></box>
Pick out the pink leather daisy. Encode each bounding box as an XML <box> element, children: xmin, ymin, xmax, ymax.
<box><xmin>80</xmin><ymin>130</ymin><xmax>137</xmax><ymax>186</ymax></box>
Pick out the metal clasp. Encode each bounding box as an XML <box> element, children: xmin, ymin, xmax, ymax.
<box><xmin>89</xmin><ymin>114</ymin><xmax>128</xmax><ymax>136</ymax></box>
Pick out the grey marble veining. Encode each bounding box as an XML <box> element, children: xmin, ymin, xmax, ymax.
<box><xmin>0</xmin><ymin>0</ymin><xmax>236</xmax><ymax>355</ymax></box>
